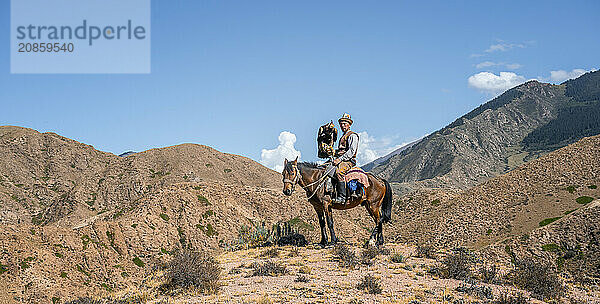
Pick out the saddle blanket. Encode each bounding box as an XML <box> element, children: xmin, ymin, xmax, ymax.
<box><xmin>343</xmin><ymin>167</ymin><xmax>370</xmax><ymax>188</ymax></box>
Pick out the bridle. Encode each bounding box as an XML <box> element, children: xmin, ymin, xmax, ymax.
<box><xmin>283</xmin><ymin>163</ymin><xmax>335</xmax><ymax>200</ymax></box>
<box><xmin>282</xmin><ymin>164</ymin><xmax>301</xmax><ymax>193</ymax></box>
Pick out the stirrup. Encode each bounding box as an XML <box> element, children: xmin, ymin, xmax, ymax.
<box><xmin>334</xmin><ymin>195</ymin><xmax>346</xmax><ymax>204</ymax></box>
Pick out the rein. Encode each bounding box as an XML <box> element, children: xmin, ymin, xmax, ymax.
<box><xmin>284</xmin><ymin>164</ymin><xmax>334</xmax><ymax>200</ymax></box>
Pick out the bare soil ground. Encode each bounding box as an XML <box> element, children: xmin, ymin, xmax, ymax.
<box><xmin>102</xmin><ymin>243</ymin><xmax>599</xmax><ymax>304</ymax></box>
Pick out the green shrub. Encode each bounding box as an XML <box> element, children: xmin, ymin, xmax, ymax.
<box><xmin>202</xmin><ymin>210</ymin><xmax>214</xmax><ymax>219</ymax></box>
<box><xmin>223</xmin><ymin>169</ymin><xmax>232</xmax><ymax>173</ymax></box>
<box><xmin>163</xmin><ymin>250</ymin><xmax>221</xmax><ymax>294</ymax></box>
<box><xmin>566</xmin><ymin>186</ymin><xmax>577</xmax><ymax>193</ymax></box>
<box><xmin>19</xmin><ymin>257</ymin><xmax>34</xmax><ymax>270</ymax></box>
<box><xmin>390</xmin><ymin>253</ymin><xmax>405</xmax><ymax>263</ymax></box>
<box><xmin>101</xmin><ymin>283</ymin><xmax>112</xmax><ymax>292</ymax></box>
<box><xmin>197</xmin><ymin>195</ymin><xmax>211</xmax><ymax>205</ymax></box>
<box><xmin>539</xmin><ymin>217</ymin><xmax>562</xmax><ymax>227</ymax></box>
<box><xmin>356</xmin><ymin>274</ymin><xmax>382</xmax><ymax>294</ymax></box>
<box><xmin>132</xmin><ymin>257</ymin><xmax>145</xmax><ymax>267</ymax></box>
<box><xmin>576</xmin><ymin>196</ymin><xmax>594</xmax><ymax>204</ymax></box>
<box><xmin>0</xmin><ymin>264</ymin><xmax>8</xmax><ymax>274</ymax></box>
<box><xmin>159</xmin><ymin>213</ymin><xmax>170</xmax><ymax>221</ymax></box>
<box><xmin>588</xmin><ymin>184</ymin><xmax>597</xmax><ymax>189</ymax></box>
<box><xmin>76</xmin><ymin>264</ymin><xmax>90</xmax><ymax>277</ymax></box>
<box><xmin>564</xmin><ymin>209</ymin><xmax>577</xmax><ymax>215</ymax></box>
<box><xmin>235</xmin><ymin>224</ymin><xmax>271</xmax><ymax>250</ymax></box>
<box><xmin>431</xmin><ymin>199</ymin><xmax>440</xmax><ymax>206</ymax></box>
<box><xmin>541</xmin><ymin>243</ymin><xmax>560</xmax><ymax>252</ymax></box>
<box><xmin>287</xmin><ymin>216</ymin><xmax>314</xmax><ymax>232</ymax></box>
<box><xmin>60</xmin><ymin>271</ymin><xmax>67</xmax><ymax>278</ymax></box>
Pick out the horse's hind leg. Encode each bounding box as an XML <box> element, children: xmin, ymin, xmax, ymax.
<box><xmin>325</xmin><ymin>206</ymin><xmax>338</xmax><ymax>245</ymax></box>
<box><xmin>364</xmin><ymin>201</ymin><xmax>381</xmax><ymax>248</ymax></box>
<box><xmin>314</xmin><ymin>207</ymin><xmax>328</xmax><ymax>247</ymax></box>
<box><xmin>376</xmin><ymin>221</ymin><xmax>384</xmax><ymax>246</ymax></box>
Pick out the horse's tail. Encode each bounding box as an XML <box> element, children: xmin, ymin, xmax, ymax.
<box><xmin>381</xmin><ymin>179</ymin><xmax>393</xmax><ymax>223</ymax></box>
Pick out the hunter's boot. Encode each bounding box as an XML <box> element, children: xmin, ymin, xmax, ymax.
<box><xmin>334</xmin><ymin>180</ymin><xmax>347</xmax><ymax>204</ymax></box>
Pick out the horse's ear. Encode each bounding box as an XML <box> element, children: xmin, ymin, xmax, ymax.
<box><xmin>293</xmin><ymin>156</ymin><xmax>298</xmax><ymax>164</ymax></box>
<box><xmin>284</xmin><ymin>158</ymin><xmax>288</xmax><ymax>166</ymax></box>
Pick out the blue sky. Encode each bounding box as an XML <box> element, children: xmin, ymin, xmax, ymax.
<box><xmin>1</xmin><ymin>1</ymin><xmax>599</xmax><ymax>169</ymax></box>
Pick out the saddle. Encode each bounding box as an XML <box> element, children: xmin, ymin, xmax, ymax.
<box><xmin>326</xmin><ymin>166</ymin><xmax>369</xmax><ymax>200</ymax></box>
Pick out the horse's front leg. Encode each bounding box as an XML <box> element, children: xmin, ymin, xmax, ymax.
<box><xmin>314</xmin><ymin>206</ymin><xmax>327</xmax><ymax>247</ymax></box>
<box><xmin>325</xmin><ymin>204</ymin><xmax>337</xmax><ymax>245</ymax></box>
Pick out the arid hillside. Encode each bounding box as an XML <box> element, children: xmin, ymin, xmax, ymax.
<box><xmin>0</xmin><ymin>126</ymin><xmax>375</xmax><ymax>303</ymax></box>
<box><xmin>0</xmin><ymin>126</ymin><xmax>282</xmax><ymax>227</ymax></box>
<box><xmin>390</xmin><ymin>134</ymin><xmax>600</xmax><ymax>249</ymax></box>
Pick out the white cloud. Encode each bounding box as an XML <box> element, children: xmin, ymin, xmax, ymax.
<box><xmin>549</xmin><ymin>69</ymin><xmax>589</xmax><ymax>83</ymax></box>
<box><xmin>485</xmin><ymin>42</ymin><xmax>525</xmax><ymax>53</ymax></box>
<box><xmin>476</xmin><ymin>61</ymin><xmax>496</xmax><ymax>68</ymax></box>
<box><xmin>356</xmin><ymin>132</ymin><xmax>413</xmax><ymax>166</ymax></box>
<box><xmin>468</xmin><ymin>72</ymin><xmax>526</xmax><ymax>95</ymax></box>
<box><xmin>505</xmin><ymin>63</ymin><xmax>522</xmax><ymax>70</ymax></box>
<box><xmin>260</xmin><ymin>131</ymin><xmax>301</xmax><ymax>172</ymax></box>
<box><xmin>475</xmin><ymin>61</ymin><xmax>522</xmax><ymax>70</ymax></box>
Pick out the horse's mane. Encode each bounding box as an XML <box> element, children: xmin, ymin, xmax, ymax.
<box><xmin>298</xmin><ymin>161</ymin><xmax>324</xmax><ymax>169</ymax></box>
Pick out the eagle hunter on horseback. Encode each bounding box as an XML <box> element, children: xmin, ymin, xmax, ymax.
<box><xmin>282</xmin><ymin>113</ymin><xmax>393</xmax><ymax>247</ymax></box>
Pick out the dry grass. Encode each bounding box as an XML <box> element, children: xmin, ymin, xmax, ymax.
<box><xmin>162</xmin><ymin>249</ymin><xmax>221</xmax><ymax>294</ymax></box>
<box><xmin>356</xmin><ymin>274</ymin><xmax>382</xmax><ymax>294</ymax></box>
<box><xmin>479</xmin><ymin>263</ymin><xmax>498</xmax><ymax>283</ymax></box>
<box><xmin>260</xmin><ymin>247</ymin><xmax>280</xmax><ymax>258</ymax></box>
<box><xmin>332</xmin><ymin>244</ymin><xmax>359</xmax><ymax>269</ymax></box>
<box><xmin>390</xmin><ymin>252</ymin><xmax>406</xmax><ymax>263</ymax></box>
<box><xmin>415</xmin><ymin>244</ymin><xmax>436</xmax><ymax>259</ymax></box>
<box><xmin>250</xmin><ymin>260</ymin><xmax>287</xmax><ymax>277</ymax></box>
<box><xmin>508</xmin><ymin>257</ymin><xmax>564</xmax><ymax>301</ymax></box>
<box><xmin>294</xmin><ymin>275</ymin><xmax>310</xmax><ymax>283</ymax></box>
<box><xmin>493</xmin><ymin>291</ymin><xmax>528</xmax><ymax>304</ymax></box>
<box><xmin>437</xmin><ymin>249</ymin><xmax>474</xmax><ymax>280</ymax></box>
<box><xmin>360</xmin><ymin>246</ymin><xmax>380</xmax><ymax>265</ymax></box>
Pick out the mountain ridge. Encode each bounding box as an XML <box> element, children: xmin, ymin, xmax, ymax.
<box><xmin>369</xmin><ymin>71</ymin><xmax>600</xmax><ymax>193</ymax></box>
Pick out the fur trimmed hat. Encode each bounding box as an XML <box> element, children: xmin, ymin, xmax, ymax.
<box><xmin>338</xmin><ymin>113</ymin><xmax>353</xmax><ymax>125</ymax></box>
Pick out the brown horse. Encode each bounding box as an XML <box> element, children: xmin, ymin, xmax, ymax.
<box><xmin>282</xmin><ymin>157</ymin><xmax>393</xmax><ymax>247</ymax></box>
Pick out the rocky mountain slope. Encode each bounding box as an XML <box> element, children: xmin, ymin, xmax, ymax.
<box><xmin>0</xmin><ymin>126</ymin><xmax>374</xmax><ymax>303</ymax></box>
<box><xmin>369</xmin><ymin>70</ymin><xmax>600</xmax><ymax>191</ymax></box>
<box><xmin>390</xmin><ymin>134</ymin><xmax>600</xmax><ymax>249</ymax></box>
<box><xmin>0</xmin><ymin>126</ymin><xmax>280</xmax><ymax>227</ymax></box>
<box><xmin>485</xmin><ymin>198</ymin><xmax>600</xmax><ymax>285</ymax></box>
